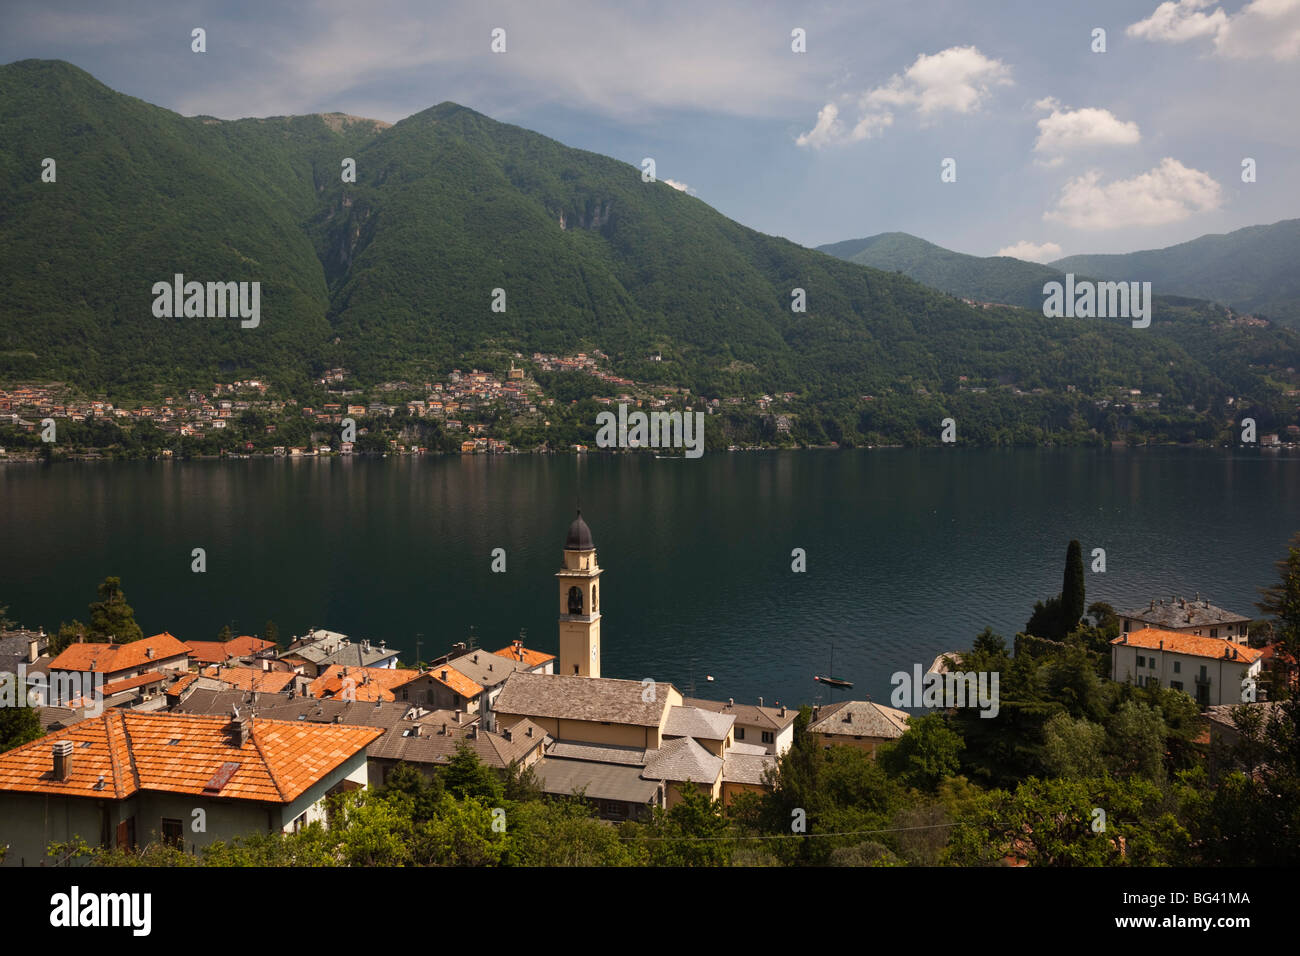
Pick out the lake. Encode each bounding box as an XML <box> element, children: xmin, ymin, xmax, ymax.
<box><xmin>3</xmin><ymin>448</ymin><xmax>1299</xmax><ymax>708</ymax></box>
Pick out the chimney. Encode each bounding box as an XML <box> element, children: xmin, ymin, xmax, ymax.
<box><xmin>410</xmin><ymin>724</ymin><xmax>420</xmax><ymax>738</ymax></box>
<box><xmin>758</xmin><ymin>697</ymin><xmax>763</xmax><ymax>707</ymax></box>
<box><xmin>230</xmin><ymin>708</ymin><xmax>251</xmax><ymax>746</ymax></box>
<box><xmin>442</xmin><ymin>723</ymin><xmax>448</xmax><ymax>735</ymax></box>
<box><xmin>779</xmin><ymin>706</ymin><xmax>786</xmax><ymax>717</ymax></box>
<box><xmin>146</xmin><ymin>647</ymin><xmax>155</xmax><ymax>659</ymax></box>
<box><xmin>441</xmin><ymin>669</ymin><xmax>448</xmax><ymax>681</ymax></box>
<box><xmin>52</xmin><ymin>740</ymin><xmax>74</xmax><ymax>782</ymax></box>
<box><xmin>503</xmin><ymin>728</ymin><xmax>512</xmax><ymax>742</ymax></box>
<box><xmin>728</xmin><ymin>698</ymin><xmax>734</xmax><ymax>708</ymax></box>
<box><xmin>454</xmin><ymin>710</ymin><xmax>462</xmax><ymax>724</ymax></box>
<box><xmin>526</xmin><ymin>726</ymin><xmax>533</xmax><ymax>737</ymax></box>
<box><xmin>469</xmin><ymin>725</ymin><xmax>478</xmax><ymax>739</ymax></box>
<box><xmin>473</xmin><ymin>654</ymin><xmax>478</xmax><ymax>664</ymax></box>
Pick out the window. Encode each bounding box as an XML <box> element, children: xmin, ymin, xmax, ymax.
<box><xmin>1211</xmin><ymin>628</ymin><xmax>1218</xmax><ymax>638</ymax></box>
<box><xmin>1137</xmin><ymin>655</ymin><xmax>1146</xmax><ymax>667</ymax></box>
<box><xmin>761</xmin><ymin>731</ymin><xmax>774</xmax><ymax>744</ymax></box>
<box><xmin>161</xmin><ymin>818</ymin><xmax>183</xmax><ymax>849</ymax></box>
<box><xmin>735</xmin><ymin>727</ymin><xmax>745</xmax><ymax>740</ymax></box>
<box><xmin>1173</xmin><ymin>661</ymin><xmax>1181</xmax><ymax>673</ymax></box>
<box><xmin>1170</xmin><ymin>681</ymin><xmax>1183</xmax><ymax>691</ymax></box>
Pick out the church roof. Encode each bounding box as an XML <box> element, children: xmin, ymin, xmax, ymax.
<box><xmin>565</xmin><ymin>511</ymin><xmax>595</xmax><ymax>551</ymax></box>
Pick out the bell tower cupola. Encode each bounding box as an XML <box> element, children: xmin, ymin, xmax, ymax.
<box><xmin>557</xmin><ymin>510</ymin><xmax>602</xmax><ymax>677</ymax></box>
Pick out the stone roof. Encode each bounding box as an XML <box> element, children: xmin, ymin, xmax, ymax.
<box><xmin>723</xmin><ymin>752</ymin><xmax>777</xmax><ymax>786</ymax></box>
<box><xmin>642</xmin><ymin>735</ymin><xmax>722</xmax><ymax>785</ymax></box>
<box><xmin>493</xmin><ymin>672</ymin><xmax>671</xmax><ymax>727</ymax></box>
<box><xmin>809</xmin><ymin>700</ymin><xmax>911</xmax><ymax>739</ymax></box>
<box><xmin>535</xmin><ymin>757</ymin><xmax>659</xmax><ymax>804</ymax></box>
<box><xmin>663</xmin><ymin>705</ymin><xmax>734</xmax><ymax>741</ymax></box>
<box><xmin>1118</xmin><ymin>597</ymin><xmax>1250</xmax><ymax>629</ymax></box>
<box><xmin>444</xmin><ymin>648</ymin><xmax>530</xmax><ymax>690</ymax></box>
<box><xmin>545</xmin><ymin>740</ymin><xmax>647</xmax><ymax>766</ymax></box>
<box><xmin>682</xmin><ymin>696</ymin><xmax>797</xmax><ymax>731</ymax></box>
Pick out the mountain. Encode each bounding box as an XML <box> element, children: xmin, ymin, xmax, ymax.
<box><xmin>816</xmin><ymin>233</ymin><xmax>1063</xmax><ymax>312</ymax></box>
<box><xmin>3</xmin><ymin>60</ymin><xmax>1300</xmax><ymax>446</ymax></box>
<box><xmin>818</xmin><ymin>221</ymin><xmax>1300</xmax><ymax>329</ymax></box>
<box><xmin>1051</xmin><ymin>220</ymin><xmax>1300</xmax><ymax>328</ymax></box>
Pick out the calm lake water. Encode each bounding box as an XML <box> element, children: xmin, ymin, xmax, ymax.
<box><xmin>4</xmin><ymin>448</ymin><xmax>1300</xmax><ymax>708</ymax></box>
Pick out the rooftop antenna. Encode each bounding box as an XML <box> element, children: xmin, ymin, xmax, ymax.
<box><xmin>414</xmin><ymin>633</ymin><xmax>423</xmax><ymax>668</ymax></box>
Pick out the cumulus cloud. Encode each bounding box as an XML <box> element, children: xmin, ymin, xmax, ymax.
<box><xmin>1033</xmin><ymin>104</ymin><xmax>1141</xmax><ymax>157</ymax></box>
<box><xmin>663</xmin><ymin>178</ymin><xmax>693</xmax><ymax>193</ymax></box>
<box><xmin>1127</xmin><ymin>0</ymin><xmax>1300</xmax><ymax>60</ymax></box>
<box><xmin>1043</xmin><ymin>158</ymin><xmax>1223</xmax><ymax>229</ymax></box>
<box><xmin>996</xmin><ymin>240</ymin><xmax>1063</xmax><ymax>262</ymax></box>
<box><xmin>797</xmin><ymin>46</ymin><xmax>1011</xmax><ymax>148</ymax></box>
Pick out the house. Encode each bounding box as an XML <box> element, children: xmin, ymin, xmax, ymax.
<box><xmin>274</xmin><ymin>630</ymin><xmax>399</xmax><ymax>677</ymax></box>
<box><xmin>1110</xmin><ymin>627</ymin><xmax>1264</xmax><ymax>707</ymax></box>
<box><xmin>806</xmin><ymin>700</ymin><xmax>911</xmax><ymax>756</ymax></box>
<box><xmin>1204</xmin><ymin>701</ymin><xmax>1287</xmax><ymax>778</ymax></box>
<box><xmin>46</xmin><ymin>634</ymin><xmax>191</xmax><ymax>705</ymax></box>
<box><xmin>184</xmin><ymin>635</ymin><xmax>275</xmax><ymax>667</ymax></box>
<box><xmin>1116</xmin><ymin>596</ymin><xmax>1251</xmax><ymax>644</ymax></box>
<box><xmin>683</xmin><ymin>697</ymin><xmax>798</xmax><ymax>755</ymax></box>
<box><xmin>0</xmin><ymin>710</ymin><xmax>382</xmax><ymax>866</ymax></box>
<box><xmin>305</xmin><ymin>665</ymin><xmax>419</xmax><ymax>702</ymax></box>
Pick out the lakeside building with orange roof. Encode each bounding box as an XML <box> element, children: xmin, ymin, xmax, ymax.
<box><xmin>0</xmin><ymin>710</ymin><xmax>381</xmax><ymax>866</ymax></box>
<box><xmin>1110</xmin><ymin>627</ymin><xmax>1264</xmax><ymax>708</ymax></box>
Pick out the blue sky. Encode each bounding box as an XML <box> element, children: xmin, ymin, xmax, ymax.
<box><xmin>5</xmin><ymin>0</ymin><xmax>1299</xmax><ymax>258</ymax></box>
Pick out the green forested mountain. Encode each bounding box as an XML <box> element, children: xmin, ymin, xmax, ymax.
<box><xmin>2</xmin><ymin>59</ymin><xmax>1300</xmax><ymax>445</ymax></box>
<box><xmin>1051</xmin><ymin>219</ymin><xmax>1300</xmax><ymax>328</ymax></box>
<box><xmin>819</xmin><ymin>221</ymin><xmax>1300</xmax><ymax>329</ymax></box>
<box><xmin>816</xmin><ymin>232</ymin><xmax>1064</xmax><ymax>312</ymax></box>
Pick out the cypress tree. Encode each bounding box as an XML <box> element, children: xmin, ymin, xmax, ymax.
<box><xmin>1062</xmin><ymin>540</ymin><xmax>1085</xmax><ymax>633</ymax></box>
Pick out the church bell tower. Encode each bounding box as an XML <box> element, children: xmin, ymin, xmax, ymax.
<box><xmin>557</xmin><ymin>510</ymin><xmax>602</xmax><ymax>677</ymax></box>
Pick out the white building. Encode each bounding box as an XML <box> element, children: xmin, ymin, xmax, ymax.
<box><xmin>1110</xmin><ymin>627</ymin><xmax>1263</xmax><ymax>708</ymax></box>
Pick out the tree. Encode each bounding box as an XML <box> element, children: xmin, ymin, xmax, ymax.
<box><xmin>878</xmin><ymin>713</ymin><xmax>965</xmax><ymax>792</ymax></box>
<box><xmin>0</xmin><ymin>705</ymin><xmax>43</xmax><ymax>753</ymax></box>
<box><xmin>1256</xmin><ymin>529</ymin><xmax>1300</xmax><ymax>682</ymax></box>
<box><xmin>442</xmin><ymin>742</ymin><xmax>503</xmax><ymax>804</ymax></box>
<box><xmin>216</xmin><ymin>624</ymin><xmax>233</xmax><ymax>643</ymax></box>
<box><xmin>87</xmin><ymin>577</ymin><xmax>143</xmax><ymax>643</ymax></box>
<box><xmin>1041</xmin><ymin>713</ymin><xmax>1107</xmax><ymax>779</ymax></box>
<box><xmin>262</xmin><ymin>620</ymin><xmax>280</xmax><ymax>647</ymax></box>
<box><xmin>1061</xmin><ymin>539</ymin><xmax>1086</xmax><ymax>632</ymax></box>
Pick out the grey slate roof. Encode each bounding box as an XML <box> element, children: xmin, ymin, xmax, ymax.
<box><xmin>546</xmin><ymin>740</ymin><xmax>648</xmax><ymax>766</ymax></box>
<box><xmin>535</xmin><ymin>757</ymin><xmax>660</xmax><ymax>803</ymax></box>
<box><xmin>723</xmin><ymin>752</ymin><xmax>777</xmax><ymax>786</ymax></box>
<box><xmin>443</xmin><ymin>648</ymin><xmax>531</xmax><ymax>690</ymax></box>
<box><xmin>808</xmin><ymin>700</ymin><xmax>911</xmax><ymax>739</ymax></box>
<box><xmin>493</xmin><ymin>672</ymin><xmax>672</xmax><ymax>727</ymax></box>
<box><xmin>663</xmin><ymin>705</ymin><xmax>734</xmax><ymax>741</ymax></box>
<box><xmin>1118</xmin><ymin>597</ymin><xmax>1250</xmax><ymax>629</ymax></box>
<box><xmin>642</xmin><ymin>735</ymin><xmax>722</xmax><ymax>784</ymax></box>
<box><xmin>682</xmin><ymin>696</ymin><xmax>798</xmax><ymax>731</ymax></box>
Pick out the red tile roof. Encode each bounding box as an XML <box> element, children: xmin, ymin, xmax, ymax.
<box><xmin>186</xmin><ymin>636</ymin><xmax>276</xmax><ymax>665</ymax></box>
<box><xmin>166</xmin><ymin>673</ymin><xmax>199</xmax><ymax>698</ymax></box>
<box><xmin>1112</xmin><ymin>627</ymin><xmax>1264</xmax><ymax>664</ymax></box>
<box><xmin>185</xmin><ymin>641</ymin><xmax>229</xmax><ymax>665</ymax></box>
<box><xmin>428</xmin><ymin>665</ymin><xmax>483</xmax><ymax>700</ymax></box>
<box><xmin>0</xmin><ymin>712</ymin><xmax>382</xmax><ymax>803</ymax></box>
<box><xmin>49</xmin><ymin>633</ymin><xmax>191</xmax><ymax>675</ymax></box>
<box><xmin>307</xmin><ymin>665</ymin><xmax>420</xmax><ymax>702</ymax></box>
<box><xmin>493</xmin><ymin>645</ymin><xmax>555</xmax><ymax>669</ymax></box>
<box><xmin>100</xmin><ymin>671</ymin><xmax>171</xmax><ymax>696</ymax></box>
<box><xmin>200</xmin><ymin>666</ymin><xmax>296</xmax><ymax>694</ymax></box>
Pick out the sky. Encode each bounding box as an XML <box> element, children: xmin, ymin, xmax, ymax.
<box><xmin>5</xmin><ymin>0</ymin><xmax>1299</xmax><ymax>259</ymax></box>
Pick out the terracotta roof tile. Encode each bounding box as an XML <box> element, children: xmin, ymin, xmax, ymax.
<box><xmin>49</xmin><ymin>633</ymin><xmax>190</xmax><ymax>675</ymax></box>
<box><xmin>1111</xmin><ymin>627</ymin><xmax>1264</xmax><ymax>664</ymax></box>
<box><xmin>492</xmin><ymin>645</ymin><xmax>555</xmax><ymax>669</ymax></box>
<box><xmin>307</xmin><ymin>665</ymin><xmax>420</xmax><ymax>702</ymax></box>
<box><xmin>426</xmin><ymin>665</ymin><xmax>483</xmax><ymax>700</ymax></box>
<box><xmin>0</xmin><ymin>712</ymin><xmax>381</xmax><ymax>804</ymax></box>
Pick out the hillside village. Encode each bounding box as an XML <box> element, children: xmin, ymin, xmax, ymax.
<box><xmin>0</xmin><ymin>513</ymin><xmax>1295</xmax><ymax>866</ymax></box>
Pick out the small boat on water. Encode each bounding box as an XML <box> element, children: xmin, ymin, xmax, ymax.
<box><xmin>814</xmin><ymin>674</ymin><xmax>853</xmax><ymax>689</ymax></box>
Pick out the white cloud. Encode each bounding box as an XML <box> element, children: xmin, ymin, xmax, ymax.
<box><xmin>797</xmin><ymin>46</ymin><xmax>1011</xmax><ymax>148</ymax></box>
<box><xmin>996</xmin><ymin>240</ymin><xmax>1063</xmax><ymax>262</ymax></box>
<box><xmin>1127</xmin><ymin>0</ymin><xmax>1228</xmax><ymax>42</ymax></box>
<box><xmin>663</xmin><ymin>178</ymin><xmax>692</xmax><ymax>193</ymax></box>
<box><xmin>1127</xmin><ymin>0</ymin><xmax>1300</xmax><ymax>60</ymax></box>
<box><xmin>1044</xmin><ymin>158</ymin><xmax>1223</xmax><ymax>229</ymax></box>
<box><xmin>1034</xmin><ymin>105</ymin><xmax>1141</xmax><ymax>157</ymax></box>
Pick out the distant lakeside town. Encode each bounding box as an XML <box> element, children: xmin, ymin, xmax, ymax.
<box><xmin>6</xmin><ymin>348</ymin><xmax>1298</xmax><ymax>462</ymax></box>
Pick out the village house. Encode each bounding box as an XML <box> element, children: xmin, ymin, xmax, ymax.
<box><xmin>46</xmin><ymin>633</ymin><xmax>191</xmax><ymax>705</ymax></box>
<box><xmin>1110</xmin><ymin>627</ymin><xmax>1264</xmax><ymax>708</ymax></box>
<box><xmin>1116</xmin><ymin>595</ymin><xmax>1251</xmax><ymax>643</ymax></box>
<box><xmin>806</xmin><ymin>700</ymin><xmax>911</xmax><ymax>756</ymax></box>
<box><xmin>272</xmin><ymin>630</ymin><xmax>400</xmax><ymax>677</ymax></box>
<box><xmin>0</xmin><ymin>709</ymin><xmax>381</xmax><ymax>866</ymax></box>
